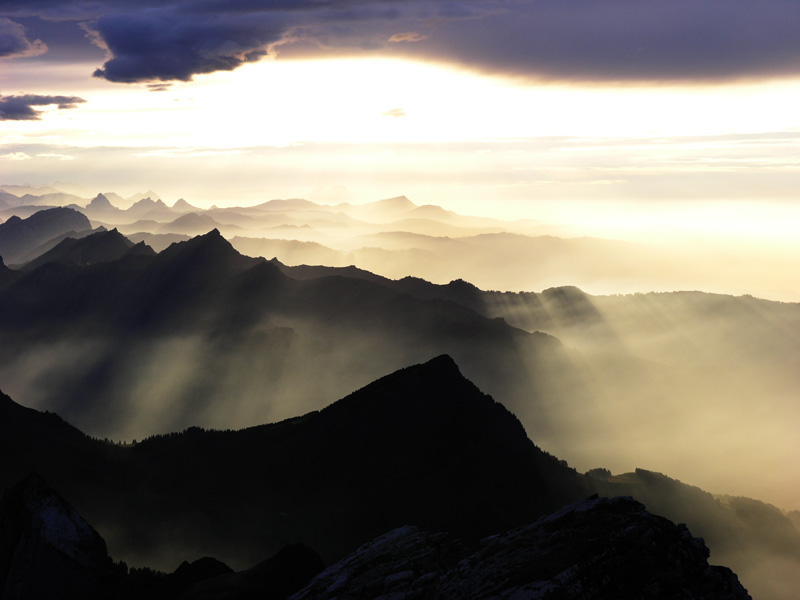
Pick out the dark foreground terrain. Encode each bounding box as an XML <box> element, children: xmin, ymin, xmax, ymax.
<box><xmin>1</xmin><ymin>355</ymin><xmax>789</xmax><ymax>599</ymax></box>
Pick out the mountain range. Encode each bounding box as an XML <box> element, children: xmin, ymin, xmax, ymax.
<box><xmin>0</xmin><ymin>197</ymin><xmax>798</xmax><ymax>597</ymax></box>
<box><xmin>1</xmin><ymin>186</ymin><xmax>795</xmax><ymax>300</ymax></box>
<box><xmin>0</xmin><ymin>212</ymin><xmax>796</xmax><ymax>512</ymax></box>
<box><xmin>0</xmin><ymin>355</ymin><xmax>775</xmax><ymax>599</ymax></box>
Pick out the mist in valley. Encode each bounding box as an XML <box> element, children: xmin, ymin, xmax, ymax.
<box><xmin>1</xmin><ymin>188</ymin><xmax>799</xmax><ymax>599</ymax></box>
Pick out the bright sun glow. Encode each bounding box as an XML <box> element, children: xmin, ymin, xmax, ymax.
<box><xmin>6</xmin><ymin>56</ymin><xmax>800</xmax><ymax>148</ymax></box>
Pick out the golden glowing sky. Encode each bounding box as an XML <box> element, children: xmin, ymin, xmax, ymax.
<box><xmin>2</xmin><ymin>3</ymin><xmax>800</xmax><ymax>288</ymax></box>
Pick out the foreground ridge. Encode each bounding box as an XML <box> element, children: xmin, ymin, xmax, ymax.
<box><xmin>290</xmin><ymin>496</ymin><xmax>751</xmax><ymax>600</ymax></box>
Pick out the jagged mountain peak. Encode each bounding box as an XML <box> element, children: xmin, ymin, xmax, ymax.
<box><xmin>87</xmin><ymin>193</ymin><xmax>116</xmax><ymax>210</ymax></box>
<box><xmin>172</xmin><ymin>198</ymin><xmax>197</xmax><ymax>211</ymax></box>
<box><xmin>20</xmin><ymin>227</ymin><xmax>140</xmax><ymax>270</ymax></box>
<box><xmin>157</xmin><ymin>229</ymin><xmax>263</xmax><ymax>273</ymax></box>
<box><xmin>127</xmin><ymin>189</ymin><xmax>161</xmax><ymax>203</ymax></box>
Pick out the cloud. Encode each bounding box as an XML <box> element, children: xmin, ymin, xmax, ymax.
<box><xmin>381</xmin><ymin>108</ymin><xmax>406</xmax><ymax>118</ymax></box>
<box><xmin>0</xmin><ymin>152</ymin><xmax>32</xmax><ymax>160</ymax></box>
<box><xmin>388</xmin><ymin>32</ymin><xmax>429</xmax><ymax>43</ymax></box>
<box><xmin>90</xmin><ymin>9</ymin><xmax>287</xmax><ymax>82</ymax></box>
<box><xmin>0</xmin><ymin>94</ymin><xmax>87</xmax><ymax>121</ymax></box>
<box><xmin>36</xmin><ymin>152</ymin><xmax>75</xmax><ymax>160</ymax></box>
<box><xmin>405</xmin><ymin>0</ymin><xmax>800</xmax><ymax>82</ymax></box>
<box><xmin>0</xmin><ymin>17</ymin><xmax>47</xmax><ymax>58</ymax></box>
<box><xmin>8</xmin><ymin>1</ymin><xmax>800</xmax><ymax>83</ymax></box>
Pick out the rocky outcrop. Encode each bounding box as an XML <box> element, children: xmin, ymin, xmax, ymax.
<box><xmin>0</xmin><ymin>474</ymin><xmax>115</xmax><ymax>600</ymax></box>
<box><xmin>290</xmin><ymin>496</ymin><xmax>751</xmax><ymax>600</ymax></box>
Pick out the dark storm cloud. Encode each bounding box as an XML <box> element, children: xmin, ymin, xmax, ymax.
<box><xmin>0</xmin><ymin>94</ymin><xmax>86</xmax><ymax>120</ymax></box>
<box><xmin>0</xmin><ymin>17</ymin><xmax>47</xmax><ymax>58</ymax></box>
<box><xmin>90</xmin><ymin>9</ymin><xmax>288</xmax><ymax>82</ymax></box>
<box><xmin>5</xmin><ymin>0</ymin><xmax>800</xmax><ymax>83</ymax></box>
<box><xmin>407</xmin><ymin>0</ymin><xmax>800</xmax><ymax>82</ymax></box>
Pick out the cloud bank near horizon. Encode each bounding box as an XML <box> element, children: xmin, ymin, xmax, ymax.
<box><xmin>3</xmin><ymin>0</ymin><xmax>799</xmax><ymax>84</ymax></box>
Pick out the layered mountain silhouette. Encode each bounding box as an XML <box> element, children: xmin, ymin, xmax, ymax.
<box><xmin>0</xmin><ymin>356</ymin><xmax>588</xmax><ymax>570</ymax></box>
<box><xmin>0</xmin><ymin>223</ymin><xmax>797</xmax><ymax>518</ymax></box>
<box><xmin>2</xmin><ymin>189</ymin><xmax>794</xmax><ymax>299</ymax></box>
<box><xmin>0</xmin><ymin>358</ymin><xmax>761</xmax><ymax>598</ymax></box>
<box><xmin>0</xmin><ymin>208</ymin><xmax>92</xmax><ymax>265</ymax></box>
<box><xmin>0</xmin><ymin>229</ymin><xmax>556</xmax><ymax>441</ymax></box>
<box><xmin>0</xmin><ymin>197</ymin><xmax>797</xmax><ymax>597</ymax></box>
<box><xmin>21</xmin><ymin>229</ymin><xmax>155</xmax><ymax>271</ymax></box>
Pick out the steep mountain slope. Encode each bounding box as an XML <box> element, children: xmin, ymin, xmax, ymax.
<box><xmin>21</xmin><ymin>229</ymin><xmax>155</xmax><ymax>271</ymax></box>
<box><xmin>0</xmin><ymin>356</ymin><xmax>589</xmax><ymax>571</ymax></box>
<box><xmin>84</xmin><ymin>193</ymin><xmax>121</xmax><ymax>215</ymax></box>
<box><xmin>290</xmin><ymin>497</ymin><xmax>750</xmax><ymax>600</ymax></box>
<box><xmin>381</xmin><ymin>277</ymin><xmax>800</xmax><ymax>508</ymax></box>
<box><xmin>2</xmin><ymin>356</ymin><xmax>795</xmax><ymax>597</ymax></box>
<box><xmin>589</xmin><ymin>469</ymin><xmax>800</xmax><ymax>600</ymax></box>
<box><xmin>0</xmin><ymin>231</ymin><xmax>558</xmax><ymax>440</ymax></box>
<box><xmin>0</xmin><ymin>208</ymin><xmax>92</xmax><ymax>264</ymax></box>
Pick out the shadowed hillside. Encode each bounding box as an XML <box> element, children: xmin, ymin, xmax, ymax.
<box><xmin>0</xmin><ymin>230</ymin><xmax>560</xmax><ymax>441</ymax></box>
<box><xmin>0</xmin><ymin>356</ymin><xmax>589</xmax><ymax>571</ymax></box>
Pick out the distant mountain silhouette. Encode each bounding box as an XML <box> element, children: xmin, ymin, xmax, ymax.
<box><xmin>171</xmin><ymin>198</ymin><xmax>198</xmax><ymax>213</ymax></box>
<box><xmin>0</xmin><ymin>230</ymin><xmax>555</xmax><ymax>439</ymax></box>
<box><xmin>0</xmin><ymin>191</ymin><xmax>18</xmax><ymax>209</ymax></box>
<box><xmin>21</xmin><ymin>229</ymin><xmax>155</xmax><ymax>271</ymax></box>
<box><xmin>158</xmin><ymin>213</ymin><xmax>222</xmax><ymax>235</ymax></box>
<box><xmin>17</xmin><ymin>192</ymin><xmax>86</xmax><ymax>207</ymax></box>
<box><xmin>127</xmin><ymin>198</ymin><xmax>172</xmax><ymax>220</ymax></box>
<box><xmin>267</xmin><ymin>257</ymin><xmax>390</xmax><ymax>285</ymax></box>
<box><xmin>12</xmin><ymin>227</ymin><xmax>108</xmax><ymax>266</ymax></box>
<box><xmin>83</xmin><ymin>194</ymin><xmax>123</xmax><ymax>221</ymax></box>
<box><xmin>337</xmin><ymin>195</ymin><xmax>417</xmax><ymax>221</ymax></box>
<box><xmin>99</xmin><ymin>192</ymin><xmax>127</xmax><ymax>207</ymax></box>
<box><xmin>125</xmin><ymin>232</ymin><xmax>190</xmax><ymax>253</ymax></box>
<box><xmin>86</xmin><ymin>193</ymin><xmax>119</xmax><ymax>212</ymax></box>
<box><xmin>0</xmin><ymin>184</ymin><xmax>62</xmax><ymax>198</ymax></box>
<box><xmin>230</xmin><ymin>238</ymin><xmax>342</xmax><ymax>267</ymax></box>
<box><xmin>126</xmin><ymin>190</ymin><xmax>161</xmax><ymax>204</ymax></box>
<box><xmin>0</xmin><ymin>208</ymin><xmax>92</xmax><ymax>264</ymax></box>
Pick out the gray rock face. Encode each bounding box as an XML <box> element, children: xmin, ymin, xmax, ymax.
<box><xmin>290</xmin><ymin>496</ymin><xmax>751</xmax><ymax>600</ymax></box>
<box><xmin>0</xmin><ymin>474</ymin><xmax>113</xmax><ymax>600</ymax></box>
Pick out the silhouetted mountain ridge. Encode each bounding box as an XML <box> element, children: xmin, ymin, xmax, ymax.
<box><xmin>290</xmin><ymin>496</ymin><xmax>750</xmax><ymax>600</ymax></box>
<box><xmin>0</xmin><ymin>355</ymin><xmax>587</xmax><ymax>572</ymax></box>
<box><xmin>21</xmin><ymin>229</ymin><xmax>155</xmax><ymax>271</ymax></box>
<box><xmin>0</xmin><ymin>208</ymin><xmax>92</xmax><ymax>264</ymax></box>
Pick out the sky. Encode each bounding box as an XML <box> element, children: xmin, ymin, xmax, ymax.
<box><xmin>1</xmin><ymin>1</ymin><xmax>800</xmax><ymax>252</ymax></box>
